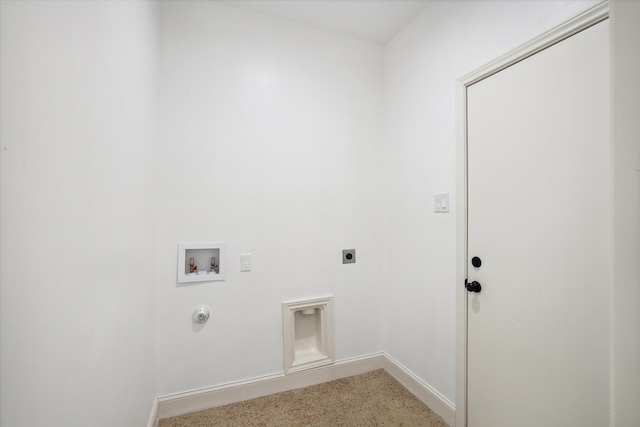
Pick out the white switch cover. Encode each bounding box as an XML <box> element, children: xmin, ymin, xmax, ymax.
<box><xmin>435</xmin><ymin>193</ymin><xmax>449</xmax><ymax>213</ymax></box>
<box><xmin>240</xmin><ymin>254</ymin><xmax>251</xmax><ymax>272</ymax></box>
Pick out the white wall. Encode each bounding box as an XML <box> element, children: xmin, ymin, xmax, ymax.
<box><xmin>4</xmin><ymin>1</ymin><xmax>633</xmax><ymax>424</ymax></box>
<box><xmin>611</xmin><ymin>1</ymin><xmax>640</xmax><ymax>426</ymax></box>
<box><xmin>382</xmin><ymin>0</ymin><xmax>601</xmax><ymax>403</ymax></box>
<box><xmin>156</xmin><ymin>2</ymin><xmax>386</xmax><ymax>395</ymax></box>
<box><xmin>0</xmin><ymin>1</ymin><xmax>159</xmax><ymax>426</ymax></box>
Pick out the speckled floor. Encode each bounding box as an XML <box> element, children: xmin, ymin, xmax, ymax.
<box><xmin>158</xmin><ymin>369</ymin><xmax>449</xmax><ymax>426</ymax></box>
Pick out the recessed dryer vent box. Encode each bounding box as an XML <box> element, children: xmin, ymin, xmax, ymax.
<box><xmin>178</xmin><ymin>242</ymin><xmax>226</xmax><ymax>283</ymax></box>
<box><xmin>282</xmin><ymin>296</ymin><xmax>335</xmax><ymax>374</ymax></box>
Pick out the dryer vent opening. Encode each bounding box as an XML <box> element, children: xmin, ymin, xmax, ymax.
<box><xmin>282</xmin><ymin>296</ymin><xmax>334</xmax><ymax>374</ymax></box>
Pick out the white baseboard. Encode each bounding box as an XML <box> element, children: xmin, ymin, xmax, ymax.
<box><xmin>383</xmin><ymin>354</ymin><xmax>456</xmax><ymax>426</ymax></box>
<box><xmin>157</xmin><ymin>352</ymin><xmax>385</xmax><ymax>420</ymax></box>
<box><xmin>147</xmin><ymin>397</ymin><xmax>158</xmax><ymax>427</ymax></box>
<box><xmin>155</xmin><ymin>352</ymin><xmax>456</xmax><ymax>426</ymax></box>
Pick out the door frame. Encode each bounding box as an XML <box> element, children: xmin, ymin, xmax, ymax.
<box><xmin>454</xmin><ymin>3</ymin><xmax>609</xmax><ymax>426</ymax></box>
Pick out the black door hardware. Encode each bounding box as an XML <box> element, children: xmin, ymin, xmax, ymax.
<box><xmin>466</xmin><ymin>280</ymin><xmax>482</xmax><ymax>293</ymax></box>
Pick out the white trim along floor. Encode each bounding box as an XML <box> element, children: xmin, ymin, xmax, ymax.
<box><xmin>149</xmin><ymin>353</ymin><xmax>456</xmax><ymax>427</ymax></box>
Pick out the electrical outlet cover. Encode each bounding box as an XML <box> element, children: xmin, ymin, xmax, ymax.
<box><xmin>240</xmin><ymin>254</ymin><xmax>251</xmax><ymax>272</ymax></box>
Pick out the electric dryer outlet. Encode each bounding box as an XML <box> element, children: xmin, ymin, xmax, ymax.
<box><xmin>342</xmin><ymin>249</ymin><xmax>356</xmax><ymax>264</ymax></box>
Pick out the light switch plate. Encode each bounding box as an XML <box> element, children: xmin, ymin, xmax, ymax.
<box><xmin>435</xmin><ymin>193</ymin><xmax>450</xmax><ymax>213</ymax></box>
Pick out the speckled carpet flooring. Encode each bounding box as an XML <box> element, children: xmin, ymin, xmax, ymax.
<box><xmin>158</xmin><ymin>369</ymin><xmax>449</xmax><ymax>426</ymax></box>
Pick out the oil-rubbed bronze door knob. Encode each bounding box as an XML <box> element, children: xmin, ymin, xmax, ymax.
<box><xmin>466</xmin><ymin>281</ymin><xmax>482</xmax><ymax>293</ymax></box>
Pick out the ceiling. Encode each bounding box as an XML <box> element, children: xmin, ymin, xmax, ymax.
<box><xmin>220</xmin><ymin>0</ymin><xmax>432</xmax><ymax>46</ymax></box>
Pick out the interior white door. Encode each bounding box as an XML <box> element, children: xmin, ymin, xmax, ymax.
<box><xmin>466</xmin><ymin>20</ymin><xmax>610</xmax><ymax>427</ymax></box>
